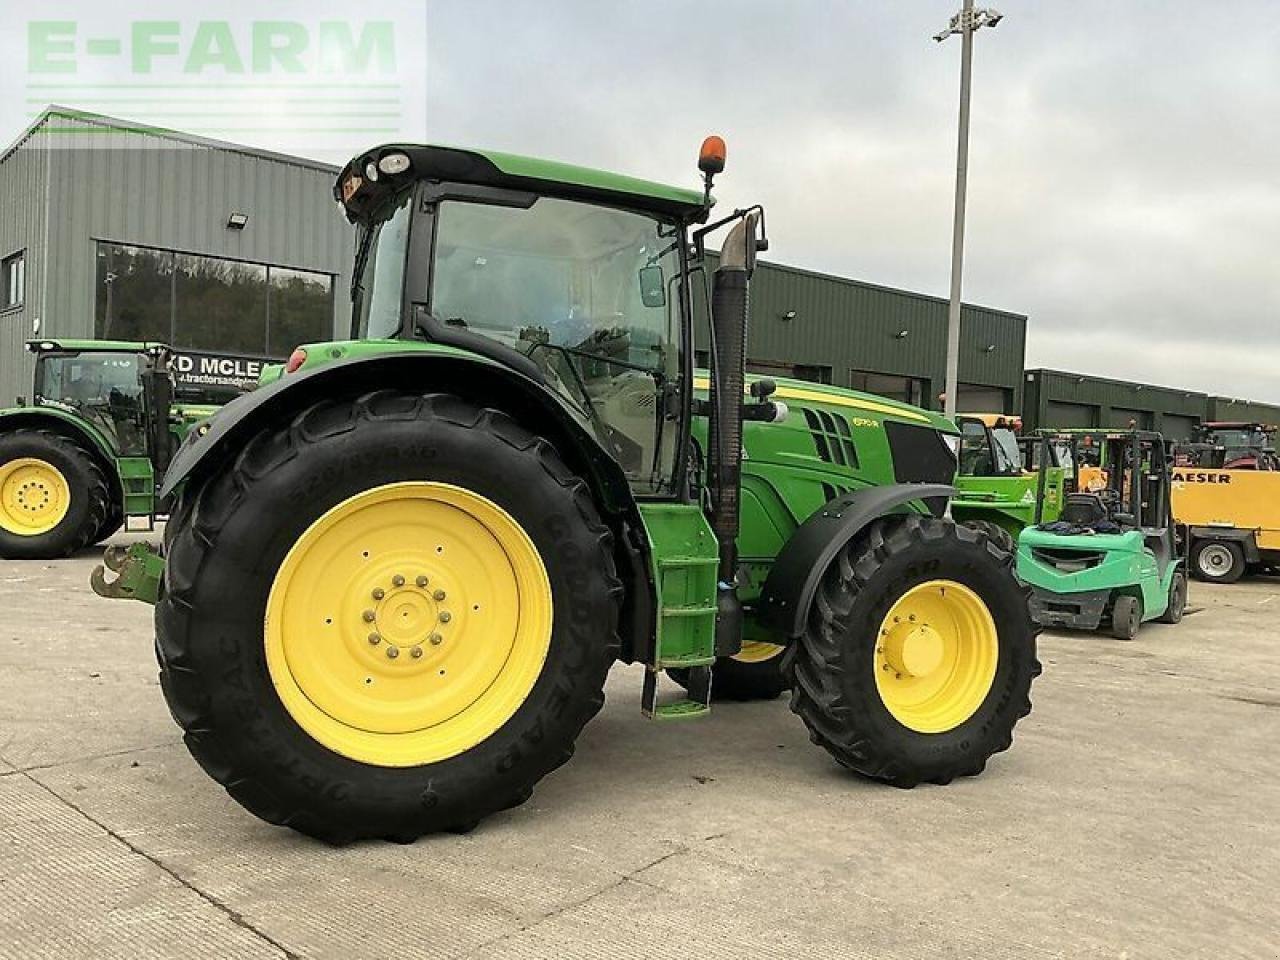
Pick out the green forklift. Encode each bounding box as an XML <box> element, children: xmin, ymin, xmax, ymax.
<box><xmin>95</xmin><ymin>138</ymin><xmax>1040</xmax><ymax>843</ymax></box>
<box><xmin>0</xmin><ymin>340</ymin><xmax>217</xmax><ymax>559</ymax></box>
<box><xmin>1017</xmin><ymin>430</ymin><xmax>1186</xmax><ymax>639</ymax></box>
<box><xmin>950</xmin><ymin>413</ymin><xmax>1066</xmax><ymax>551</ymax></box>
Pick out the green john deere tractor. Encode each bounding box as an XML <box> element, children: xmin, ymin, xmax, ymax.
<box><xmin>950</xmin><ymin>414</ymin><xmax>1066</xmax><ymax>552</ymax></box>
<box><xmin>1017</xmin><ymin>430</ymin><xmax>1186</xmax><ymax>639</ymax></box>
<box><xmin>97</xmin><ymin>139</ymin><xmax>1040</xmax><ymax>843</ymax></box>
<box><xmin>0</xmin><ymin>340</ymin><xmax>216</xmax><ymax>560</ymax></box>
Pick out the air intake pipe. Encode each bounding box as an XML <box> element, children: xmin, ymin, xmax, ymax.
<box><xmin>706</xmin><ymin>211</ymin><xmax>759</xmax><ymax>657</ymax></box>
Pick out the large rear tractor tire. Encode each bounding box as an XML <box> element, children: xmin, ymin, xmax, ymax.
<box><xmin>0</xmin><ymin>429</ymin><xmax>110</xmax><ymax>559</ymax></box>
<box><xmin>668</xmin><ymin>639</ymin><xmax>790</xmax><ymax>701</ymax></box>
<box><xmin>784</xmin><ymin>514</ymin><xmax>1040</xmax><ymax>787</ymax></box>
<box><xmin>156</xmin><ymin>391</ymin><xmax>622</xmax><ymax>843</ymax></box>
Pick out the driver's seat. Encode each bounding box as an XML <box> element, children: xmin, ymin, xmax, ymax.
<box><xmin>1062</xmin><ymin>493</ymin><xmax>1108</xmax><ymax>526</ymax></box>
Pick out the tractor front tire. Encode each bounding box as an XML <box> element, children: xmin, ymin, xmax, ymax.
<box><xmin>960</xmin><ymin>518</ymin><xmax>1017</xmax><ymax>555</ymax></box>
<box><xmin>784</xmin><ymin>514</ymin><xmax>1040</xmax><ymax>787</ymax></box>
<box><xmin>0</xmin><ymin>429</ymin><xmax>110</xmax><ymax>560</ymax></box>
<box><xmin>156</xmin><ymin>391</ymin><xmax>621</xmax><ymax>843</ymax></box>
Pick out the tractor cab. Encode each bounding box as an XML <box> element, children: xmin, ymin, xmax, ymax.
<box><xmin>1017</xmin><ymin>430</ymin><xmax>1185</xmax><ymax>639</ymax></box>
<box><xmin>951</xmin><ymin>414</ymin><xmax>1066</xmax><ymax>550</ymax></box>
<box><xmin>27</xmin><ymin>341</ymin><xmax>176</xmax><ymax>472</ymax></box>
<box><xmin>1184</xmin><ymin>421</ymin><xmax>1277</xmax><ymax>471</ymax></box>
<box><xmin>956</xmin><ymin>413</ymin><xmax>1023</xmax><ymax>477</ymax></box>
<box><xmin>332</xmin><ymin>144</ymin><xmax>728</xmax><ymax>496</ymax></box>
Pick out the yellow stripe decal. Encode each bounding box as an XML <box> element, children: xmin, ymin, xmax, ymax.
<box><xmin>692</xmin><ymin>377</ymin><xmax>931</xmax><ymax>424</ymax></box>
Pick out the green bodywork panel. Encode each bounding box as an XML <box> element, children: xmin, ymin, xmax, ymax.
<box><xmin>0</xmin><ymin>404</ymin><xmax>117</xmax><ymax>462</ymax></box>
<box><xmin>1016</xmin><ymin>526</ymin><xmax>1176</xmax><ymax>622</ymax></box>
<box><xmin>951</xmin><ymin>470</ymin><xmax>1066</xmax><ymax>539</ymax></box>
<box><xmin>117</xmin><ymin>457</ymin><xmax>155</xmax><ymax>517</ymax></box>
<box><xmin>637</xmin><ymin>502</ymin><xmax>719</xmax><ymax>669</ymax></box>
<box><xmin>480</xmin><ymin>149</ymin><xmax>706</xmax><ymax>214</ymax></box>
<box><xmin>691</xmin><ymin>371</ymin><xmax>957</xmax><ymax>648</ymax></box>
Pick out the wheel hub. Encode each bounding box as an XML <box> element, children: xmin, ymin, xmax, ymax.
<box><xmin>0</xmin><ymin>458</ymin><xmax>71</xmax><ymax>536</ymax></box>
<box><xmin>265</xmin><ymin>482</ymin><xmax>552</xmax><ymax>768</ymax></box>
<box><xmin>882</xmin><ymin>622</ymin><xmax>946</xmax><ymax>678</ymax></box>
<box><xmin>873</xmin><ymin>579</ymin><xmax>999</xmax><ymax>734</ymax></box>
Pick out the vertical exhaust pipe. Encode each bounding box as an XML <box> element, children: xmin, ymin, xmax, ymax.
<box><xmin>707</xmin><ymin>212</ymin><xmax>758</xmax><ymax>657</ymax></box>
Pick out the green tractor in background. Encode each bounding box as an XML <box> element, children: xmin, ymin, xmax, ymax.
<box><xmin>1017</xmin><ymin>430</ymin><xmax>1186</xmax><ymax>639</ymax></box>
<box><xmin>950</xmin><ymin>413</ymin><xmax>1066</xmax><ymax>552</ymax></box>
<box><xmin>100</xmin><ymin>138</ymin><xmax>1040</xmax><ymax>843</ymax></box>
<box><xmin>0</xmin><ymin>340</ymin><xmax>217</xmax><ymax>559</ymax></box>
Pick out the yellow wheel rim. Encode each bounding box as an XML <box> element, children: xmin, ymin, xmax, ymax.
<box><xmin>265</xmin><ymin>482</ymin><xmax>552</xmax><ymax>767</ymax></box>
<box><xmin>733</xmin><ymin>640</ymin><xmax>784</xmax><ymax>664</ymax></box>
<box><xmin>0</xmin><ymin>458</ymin><xmax>71</xmax><ymax>536</ymax></box>
<box><xmin>874</xmin><ymin>579</ymin><xmax>998</xmax><ymax>734</ymax></box>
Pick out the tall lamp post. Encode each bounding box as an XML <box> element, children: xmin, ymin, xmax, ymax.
<box><xmin>935</xmin><ymin>1</ymin><xmax>1002</xmax><ymax>419</ymax></box>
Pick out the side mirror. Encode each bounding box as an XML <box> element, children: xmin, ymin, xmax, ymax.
<box><xmin>638</xmin><ymin>265</ymin><xmax>666</xmax><ymax>308</ymax></box>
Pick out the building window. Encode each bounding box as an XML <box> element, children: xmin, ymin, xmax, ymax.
<box><xmin>94</xmin><ymin>241</ymin><xmax>333</xmax><ymax>357</ymax></box>
<box><xmin>850</xmin><ymin>369</ymin><xmax>925</xmax><ymax>407</ymax></box>
<box><xmin>746</xmin><ymin>359</ymin><xmax>832</xmax><ymax>384</ymax></box>
<box><xmin>2</xmin><ymin>251</ymin><xmax>24</xmax><ymax>309</ymax></box>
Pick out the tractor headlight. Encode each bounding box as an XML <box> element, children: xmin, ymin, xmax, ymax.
<box><xmin>364</xmin><ymin>160</ymin><xmax>380</xmax><ymax>183</ymax></box>
<box><xmin>943</xmin><ymin>433</ymin><xmax>961</xmax><ymax>458</ymax></box>
<box><xmin>378</xmin><ymin>152</ymin><xmax>411</xmax><ymax>175</ymax></box>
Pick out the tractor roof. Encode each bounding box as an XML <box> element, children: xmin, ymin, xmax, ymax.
<box><xmin>26</xmin><ymin>338</ymin><xmax>161</xmax><ymax>354</ymax></box>
<box><xmin>336</xmin><ymin>144</ymin><xmax>708</xmax><ymax>223</ymax></box>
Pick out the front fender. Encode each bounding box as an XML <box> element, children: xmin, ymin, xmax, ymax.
<box><xmin>159</xmin><ymin>349</ymin><xmax>634</xmax><ymax>518</ymax></box>
<box><xmin>0</xmin><ymin>406</ymin><xmax>117</xmax><ymax>464</ymax></box>
<box><xmin>756</xmin><ymin>483</ymin><xmax>956</xmax><ymax>638</ymax></box>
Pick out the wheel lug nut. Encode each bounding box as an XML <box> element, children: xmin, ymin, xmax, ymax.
<box><xmin>429</xmin><ymin>633</ymin><xmax>443</xmax><ymax>645</ymax></box>
<box><xmin>416</xmin><ymin>575</ymin><xmax>428</xmax><ymax>588</ymax></box>
<box><xmin>438</xmin><ymin>611</ymin><xmax>451</xmax><ymax>624</ymax></box>
<box><xmin>410</xmin><ymin>646</ymin><xmax>424</xmax><ymax>659</ymax></box>
<box><xmin>392</xmin><ymin>574</ymin><xmax>405</xmax><ymax>587</ymax></box>
<box><xmin>386</xmin><ymin>646</ymin><xmax>399</xmax><ymax>659</ymax></box>
<box><xmin>362</xmin><ymin>609</ymin><xmax>376</xmax><ymax>623</ymax></box>
<box><xmin>909</xmin><ymin>615</ymin><xmax>916</xmax><ymax>622</ymax></box>
<box><xmin>372</xmin><ymin>588</ymin><xmax>385</xmax><ymax>600</ymax></box>
<box><xmin>368</xmin><ymin>633</ymin><xmax>382</xmax><ymax>645</ymax></box>
<box><xmin>433</xmin><ymin>590</ymin><xmax>446</xmax><ymax>601</ymax></box>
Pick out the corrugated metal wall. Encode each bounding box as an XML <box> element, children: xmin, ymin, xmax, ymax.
<box><xmin>0</xmin><ymin>111</ymin><xmax>353</xmax><ymax>405</ymax></box>
<box><xmin>1023</xmin><ymin>369</ymin><xmax>1280</xmax><ymax>436</ymax></box>
<box><xmin>0</xmin><ymin>123</ymin><xmax>51</xmax><ymax>404</ymax></box>
<box><xmin>1207</xmin><ymin>396</ymin><xmax>1280</xmax><ymax>425</ymax></box>
<box><xmin>42</xmin><ymin>114</ymin><xmax>351</xmax><ymax>344</ymax></box>
<box><xmin>696</xmin><ymin>256</ymin><xmax>1027</xmax><ymax>409</ymax></box>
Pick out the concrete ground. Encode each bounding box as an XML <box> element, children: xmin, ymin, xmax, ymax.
<box><xmin>1</xmin><ymin>529</ymin><xmax>1276</xmax><ymax>960</ymax></box>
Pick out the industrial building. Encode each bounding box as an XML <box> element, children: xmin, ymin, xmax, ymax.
<box><xmin>1023</xmin><ymin>369</ymin><xmax>1280</xmax><ymax>439</ymax></box>
<box><xmin>2</xmin><ymin>108</ymin><xmax>1276</xmax><ymax>433</ymax></box>
<box><xmin>697</xmin><ymin>256</ymin><xmax>1027</xmax><ymax>414</ymax></box>
<box><xmin>0</xmin><ymin>107</ymin><xmax>351</xmax><ymax>405</ymax></box>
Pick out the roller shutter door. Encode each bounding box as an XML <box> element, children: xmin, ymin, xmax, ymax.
<box><xmin>1109</xmin><ymin>407</ymin><xmax>1152</xmax><ymax>430</ymax></box>
<box><xmin>1161</xmin><ymin>414</ymin><xmax>1198</xmax><ymax>441</ymax></box>
<box><xmin>1046</xmin><ymin>401</ymin><xmax>1094</xmax><ymax>429</ymax></box>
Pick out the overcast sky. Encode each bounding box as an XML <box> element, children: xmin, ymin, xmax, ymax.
<box><xmin>3</xmin><ymin>2</ymin><xmax>1277</xmax><ymax>402</ymax></box>
<box><xmin>424</xmin><ymin>0</ymin><xmax>1280</xmax><ymax>403</ymax></box>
